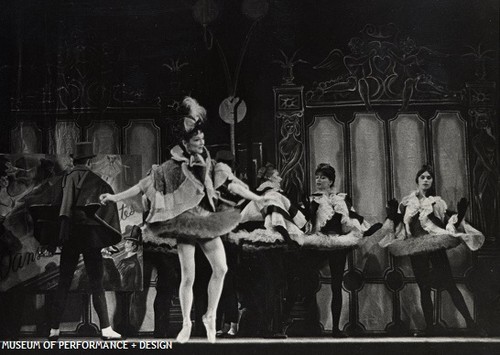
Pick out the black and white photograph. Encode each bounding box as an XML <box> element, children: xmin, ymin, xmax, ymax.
<box><xmin>0</xmin><ymin>1</ymin><xmax>498</xmax><ymax>354</ymax></box>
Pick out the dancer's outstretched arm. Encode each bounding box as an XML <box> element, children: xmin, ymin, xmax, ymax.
<box><xmin>228</xmin><ymin>182</ymin><xmax>271</xmax><ymax>203</ymax></box>
<box><xmin>100</xmin><ymin>185</ymin><xmax>141</xmax><ymax>204</ymax></box>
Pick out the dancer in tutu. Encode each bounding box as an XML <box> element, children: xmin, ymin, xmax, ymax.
<box><xmin>213</xmin><ymin>151</ymin><xmax>256</xmax><ymax>338</ymax></box>
<box><xmin>100</xmin><ymin>97</ymin><xmax>241</xmax><ymax>343</ymax></box>
<box><xmin>198</xmin><ymin>151</ymin><xmax>272</xmax><ymax>338</ymax></box>
<box><xmin>368</xmin><ymin>164</ymin><xmax>485</xmax><ymax>335</ymax></box>
<box><xmin>226</xmin><ymin>164</ymin><xmax>306</xmax><ymax>337</ymax></box>
<box><xmin>228</xmin><ymin>163</ymin><xmax>306</xmax><ymax>250</ymax></box>
<box><xmin>299</xmin><ymin>163</ymin><xmax>372</xmax><ymax>337</ymax></box>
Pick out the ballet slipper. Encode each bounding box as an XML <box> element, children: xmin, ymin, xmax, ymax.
<box><xmin>101</xmin><ymin>326</ymin><xmax>122</xmax><ymax>340</ymax></box>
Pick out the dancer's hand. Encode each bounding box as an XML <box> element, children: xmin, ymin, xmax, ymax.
<box><xmin>456</xmin><ymin>197</ymin><xmax>469</xmax><ymax>226</ymax></box>
<box><xmin>457</xmin><ymin>198</ymin><xmax>469</xmax><ymax>217</ymax></box>
<box><xmin>386</xmin><ymin>198</ymin><xmax>400</xmax><ymax>221</ymax></box>
<box><xmin>100</xmin><ymin>193</ymin><xmax>116</xmax><ymax>205</ymax></box>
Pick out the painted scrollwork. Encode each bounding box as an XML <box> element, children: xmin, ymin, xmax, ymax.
<box><xmin>306</xmin><ymin>23</ymin><xmax>462</xmax><ymax>110</ymax></box>
<box><xmin>277</xmin><ymin>111</ymin><xmax>306</xmax><ymax>204</ymax></box>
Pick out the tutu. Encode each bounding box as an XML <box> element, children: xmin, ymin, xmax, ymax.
<box><xmin>296</xmin><ymin>230</ymin><xmax>363</xmax><ymax>250</ymax></box>
<box><xmin>226</xmin><ymin>184</ymin><xmax>306</xmax><ymax>252</ymax></box>
<box><xmin>142</xmin><ymin>206</ymin><xmax>241</xmax><ymax>241</ymax></box>
<box><xmin>387</xmin><ymin>233</ymin><xmax>461</xmax><ymax>256</ymax></box>
<box><xmin>227</xmin><ymin>228</ymin><xmax>294</xmax><ymax>251</ymax></box>
<box><xmin>363</xmin><ymin>216</ymin><xmax>485</xmax><ymax>257</ymax></box>
<box><xmin>294</xmin><ymin>192</ymin><xmax>368</xmax><ymax>251</ymax></box>
<box><xmin>364</xmin><ymin>192</ymin><xmax>487</xmax><ymax>256</ymax></box>
<box><xmin>142</xmin><ymin>233</ymin><xmax>178</xmax><ymax>254</ymax></box>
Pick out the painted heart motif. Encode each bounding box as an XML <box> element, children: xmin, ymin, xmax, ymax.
<box><xmin>373</xmin><ymin>55</ymin><xmax>392</xmax><ymax>73</ymax></box>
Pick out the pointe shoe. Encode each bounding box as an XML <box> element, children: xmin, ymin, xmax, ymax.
<box><xmin>202</xmin><ymin>314</ymin><xmax>216</xmax><ymax>343</ymax></box>
<box><xmin>101</xmin><ymin>326</ymin><xmax>122</xmax><ymax>340</ymax></box>
<box><xmin>48</xmin><ymin>328</ymin><xmax>60</xmax><ymax>341</ymax></box>
<box><xmin>176</xmin><ymin>321</ymin><xmax>192</xmax><ymax>344</ymax></box>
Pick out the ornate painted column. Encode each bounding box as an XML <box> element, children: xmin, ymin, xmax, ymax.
<box><xmin>465</xmin><ymin>80</ymin><xmax>500</xmax><ymax>335</ymax></box>
<box><xmin>273</xmin><ymin>85</ymin><xmax>306</xmax><ymax>205</ymax></box>
<box><xmin>466</xmin><ymin>82</ymin><xmax>498</xmax><ymax>243</ymax></box>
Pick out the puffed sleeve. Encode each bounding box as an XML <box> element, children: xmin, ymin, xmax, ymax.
<box><xmin>213</xmin><ymin>162</ymin><xmax>234</xmax><ymax>190</ymax></box>
<box><xmin>137</xmin><ymin>175</ymin><xmax>153</xmax><ymax>195</ymax></box>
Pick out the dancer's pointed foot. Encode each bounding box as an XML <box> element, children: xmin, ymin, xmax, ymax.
<box><xmin>202</xmin><ymin>314</ymin><xmax>216</xmax><ymax>343</ymax></box>
<box><xmin>176</xmin><ymin>321</ymin><xmax>192</xmax><ymax>344</ymax></box>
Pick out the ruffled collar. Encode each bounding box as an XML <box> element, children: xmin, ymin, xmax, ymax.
<box><xmin>170</xmin><ymin>145</ymin><xmax>210</xmax><ymax>168</ymax></box>
<box><xmin>402</xmin><ymin>191</ymin><xmax>438</xmax><ymax>214</ymax></box>
<box><xmin>256</xmin><ymin>180</ymin><xmax>282</xmax><ymax>192</ymax></box>
<box><xmin>312</xmin><ymin>191</ymin><xmax>350</xmax><ymax>231</ymax></box>
<box><xmin>312</xmin><ymin>190</ymin><xmax>347</xmax><ymax>204</ymax></box>
<box><xmin>401</xmin><ymin>190</ymin><xmax>443</xmax><ymax>229</ymax></box>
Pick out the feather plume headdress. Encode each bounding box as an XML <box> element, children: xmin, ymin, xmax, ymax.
<box><xmin>182</xmin><ymin>96</ymin><xmax>207</xmax><ymax>134</ymax></box>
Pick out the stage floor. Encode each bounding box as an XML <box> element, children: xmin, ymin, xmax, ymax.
<box><xmin>4</xmin><ymin>337</ymin><xmax>500</xmax><ymax>355</ymax></box>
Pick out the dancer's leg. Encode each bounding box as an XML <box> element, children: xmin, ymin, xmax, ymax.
<box><xmin>176</xmin><ymin>242</ymin><xmax>196</xmax><ymax>343</ymax></box>
<box><xmin>329</xmin><ymin>249</ymin><xmax>348</xmax><ymax>335</ymax></box>
<box><xmin>50</xmin><ymin>243</ymin><xmax>80</xmax><ymax>330</ymax></box>
<box><xmin>410</xmin><ymin>254</ymin><xmax>434</xmax><ymax>329</ymax></box>
<box><xmin>430</xmin><ymin>250</ymin><xmax>474</xmax><ymax>325</ymax></box>
<box><xmin>199</xmin><ymin>237</ymin><xmax>228</xmax><ymax>342</ymax></box>
<box><xmin>82</xmin><ymin>248</ymin><xmax>111</xmax><ymax>330</ymax></box>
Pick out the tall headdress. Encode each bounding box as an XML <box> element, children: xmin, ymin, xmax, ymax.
<box><xmin>182</xmin><ymin>96</ymin><xmax>207</xmax><ymax>136</ymax></box>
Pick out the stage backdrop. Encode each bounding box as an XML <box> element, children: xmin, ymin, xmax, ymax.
<box><xmin>0</xmin><ymin>154</ymin><xmax>144</xmax><ymax>292</ymax></box>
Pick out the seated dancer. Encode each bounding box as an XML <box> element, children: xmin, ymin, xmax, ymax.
<box><xmin>297</xmin><ymin>163</ymin><xmax>372</xmax><ymax>337</ymax></box>
<box><xmin>366</xmin><ymin>164</ymin><xmax>485</xmax><ymax>336</ymax></box>
<box><xmin>227</xmin><ymin>164</ymin><xmax>306</xmax><ymax>338</ymax></box>
<box><xmin>100</xmin><ymin>97</ymin><xmax>241</xmax><ymax>343</ymax></box>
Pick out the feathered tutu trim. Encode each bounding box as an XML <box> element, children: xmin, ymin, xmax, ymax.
<box><xmin>227</xmin><ymin>229</ymin><xmax>287</xmax><ymax>249</ymax></box>
<box><xmin>142</xmin><ymin>233</ymin><xmax>178</xmax><ymax>254</ymax></box>
<box><xmin>229</xmin><ymin>229</ymin><xmax>284</xmax><ymax>244</ymax></box>
<box><xmin>296</xmin><ymin>231</ymin><xmax>362</xmax><ymax>250</ymax></box>
<box><xmin>387</xmin><ymin>234</ymin><xmax>461</xmax><ymax>256</ymax></box>
<box><xmin>228</xmin><ymin>228</ymin><xmax>363</xmax><ymax>252</ymax></box>
<box><xmin>227</xmin><ymin>229</ymin><xmax>302</xmax><ymax>251</ymax></box>
<box><xmin>143</xmin><ymin>208</ymin><xmax>241</xmax><ymax>240</ymax></box>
